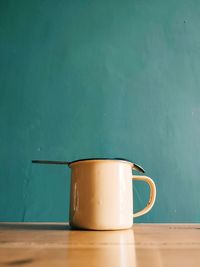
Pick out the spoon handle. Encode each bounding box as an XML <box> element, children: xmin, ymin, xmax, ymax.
<box><xmin>32</xmin><ymin>160</ymin><xmax>69</xmax><ymax>165</ymax></box>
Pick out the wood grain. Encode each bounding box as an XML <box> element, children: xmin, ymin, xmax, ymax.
<box><xmin>0</xmin><ymin>223</ymin><xmax>200</xmax><ymax>267</ymax></box>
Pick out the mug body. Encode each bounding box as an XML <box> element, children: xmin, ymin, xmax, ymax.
<box><xmin>69</xmin><ymin>159</ymin><xmax>133</xmax><ymax>230</ymax></box>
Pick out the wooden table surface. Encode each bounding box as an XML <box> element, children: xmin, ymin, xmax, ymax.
<box><xmin>0</xmin><ymin>223</ymin><xmax>200</xmax><ymax>267</ymax></box>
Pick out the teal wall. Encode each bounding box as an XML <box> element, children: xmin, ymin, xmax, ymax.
<box><xmin>0</xmin><ymin>0</ymin><xmax>200</xmax><ymax>222</ymax></box>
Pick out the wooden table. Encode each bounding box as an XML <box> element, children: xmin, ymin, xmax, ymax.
<box><xmin>0</xmin><ymin>223</ymin><xmax>200</xmax><ymax>266</ymax></box>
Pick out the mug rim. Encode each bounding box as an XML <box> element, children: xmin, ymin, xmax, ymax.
<box><xmin>68</xmin><ymin>157</ymin><xmax>133</xmax><ymax>166</ymax></box>
<box><xmin>68</xmin><ymin>158</ymin><xmax>145</xmax><ymax>173</ymax></box>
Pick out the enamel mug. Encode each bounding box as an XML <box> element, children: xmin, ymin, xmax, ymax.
<box><xmin>32</xmin><ymin>158</ymin><xmax>156</xmax><ymax>230</ymax></box>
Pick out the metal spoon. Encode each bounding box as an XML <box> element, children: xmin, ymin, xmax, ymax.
<box><xmin>32</xmin><ymin>159</ymin><xmax>145</xmax><ymax>173</ymax></box>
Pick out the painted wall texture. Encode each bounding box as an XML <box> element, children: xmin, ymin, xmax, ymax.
<box><xmin>0</xmin><ymin>0</ymin><xmax>200</xmax><ymax>222</ymax></box>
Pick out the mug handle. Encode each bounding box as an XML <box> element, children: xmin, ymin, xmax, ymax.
<box><xmin>132</xmin><ymin>175</ymin><xmax>156</xmax><ymax>218</ymax></box>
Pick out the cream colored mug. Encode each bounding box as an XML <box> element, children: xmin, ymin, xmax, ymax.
<box><xmin>32</xmin><ymin>158</ymin><xmax>156</xmax><ymax>230</ymax></box>
<box><xmin>69</xmin><ymin>158</ymin><xmax>156</xmax><ymax>230</ymax></box>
